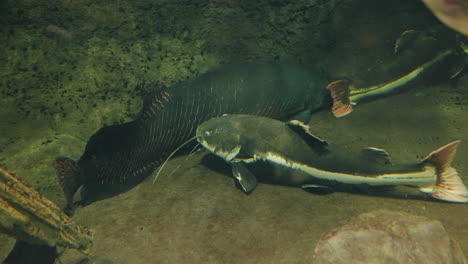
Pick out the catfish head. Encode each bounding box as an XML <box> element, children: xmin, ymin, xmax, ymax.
<box><xmin>196</xmin><ymin>115</ymin><xmax>246</xmax><ymax>162</ymax></box>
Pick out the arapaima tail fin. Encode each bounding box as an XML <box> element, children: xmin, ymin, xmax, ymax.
<box><xmin>53</xmin><ymin>157</ymin><xmax>82</xmax><ymax>210</ymax></box>
<box><xmin>327</xmin><ymin>79</ymin><xmax>354</xmax><ymax>118</ymax></box>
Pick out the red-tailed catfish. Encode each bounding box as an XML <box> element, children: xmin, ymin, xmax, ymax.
<box><xmin>196</xmin><ymin>114</ymin><xmax>468</xmax><ymax>203</ymax></box>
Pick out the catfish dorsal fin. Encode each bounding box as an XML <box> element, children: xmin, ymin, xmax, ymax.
<box><xmin>361</xmin><ymin>147</ymin><xmax>391</xmax><ymax>165</ymax></box>
<box><xmin>285</xmin><ymin>120</ymin><xmax>328</xmax><ymax>152</ymax></box>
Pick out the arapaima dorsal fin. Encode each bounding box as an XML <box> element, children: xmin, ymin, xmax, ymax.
<box><xmin>140</xmin><ymin>86</ymin><xmax>172</xmax><ymax>120</ymax></box>
<box><xmin>285</xmin><ymin>120</ymin><xmax>328</xmax><ymax>153</ymax></box>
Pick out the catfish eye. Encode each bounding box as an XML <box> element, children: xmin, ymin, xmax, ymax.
<box><xmin>204</xmin><ymin>131</ymin><xmax>211</xmax><ymax>137</ymax></box>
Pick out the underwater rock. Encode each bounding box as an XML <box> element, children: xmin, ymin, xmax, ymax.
<box><xmin>0</xmin><ymin>167</ymin><xmax>93</xmax><ymax>254</ymax></box>
<box><xmin>313</xmin><ymin>209</ymin><xmax>466</xmax><ymax>264</ymax></box>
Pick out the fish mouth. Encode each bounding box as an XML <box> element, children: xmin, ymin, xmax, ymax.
<box><xmin>196</xmin><ymin>135</ymin><xmax>204</xmax><ymax>145</ymax></box>
<box><xmin>198</xmin><ymin>140</ymin><xmax>241</xmax><ymax>162</ymax></box>
<box><xmin>196</xmin><ymin>128</ymin><xmax>242</xmax><ymax>162</ymax></box>
<box><xmin>196</xmin><ymin>136</ymin><xmax>215</xmax><ymax>153</ymax></box>
<box><xmin>216</xmin><ymin>145</ymin><xmax>241</xmax><ymax>162</ymax></box>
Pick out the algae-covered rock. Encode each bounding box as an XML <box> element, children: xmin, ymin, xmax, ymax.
<box><xmin>0</xmin><ymin>0</ymin><xmax>341</xmax><ymax>126</ymax></box>
<box><xmin>313</xmin><ymin>210</ymin><xmax>467</xmax><ymax>264</ymax></box>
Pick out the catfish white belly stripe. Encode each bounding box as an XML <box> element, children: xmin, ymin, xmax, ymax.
<box><xmin>258</xmin><ymin>152</ymin><xmax>437</xmax><ymax>187</ymax></box>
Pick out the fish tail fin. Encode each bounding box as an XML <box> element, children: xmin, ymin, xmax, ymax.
<box><xmin>421</xmin><ymin>140</ymin><xmax>468</xmax><ymax>203</ymax></box>
<box><xmin>327</xmin><ymin>79</ymin><xmax>354</xmax><ymax>118</ymax></box>
<box><xmin>53</xmin><ymin>157</ymin><xmax>82</xmax><ymax>209</ymax></box>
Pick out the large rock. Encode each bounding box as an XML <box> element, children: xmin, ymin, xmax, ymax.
<box><xmin>313</xmin><ymin>210</ymin><xmax>466</xmax><ymax>264</ymax></box>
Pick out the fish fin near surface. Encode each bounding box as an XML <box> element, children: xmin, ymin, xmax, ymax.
<box><xmin>231</xmin><ymin>163</ymin><xmax>257</xmax><ymax>193</ymax></box>
<box><xmin>53</xmin><ymin>157</ymin><xmax>82</xmax><ymax>209</ymax></box>
<box><xmin>421</xmin><ymin>140</ymin><xmax>468</xmax><ymax>203</ymax></box>
<box><xmin>327</xmin><ymin>80</ymin><xmax>354</xmax><ymax>118</ymax></box>
<box><xmin>286</xmin><ymin>120</ymin><xmax>328</xmax><ymax>153</ymax></box>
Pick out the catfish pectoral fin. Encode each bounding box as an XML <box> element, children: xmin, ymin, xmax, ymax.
<box><xmin>288</xmin><ymin>109</ymin><xmax>312</xmax><ymax>124</ymax></box>
<box><xmin>231</xmin><ymin>163</ymin><xmax>257</xmax><ymax>193</ymax></box>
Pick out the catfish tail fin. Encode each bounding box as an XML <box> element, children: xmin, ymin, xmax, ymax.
<box><xmin>53</xmin><ymin>157</ymin><xmax>82</xmax><ymax>210</ymax></box>
<box><xmin>421</xmin><ymin>140</ymin><xmax>468</xmax><ymax>203</ymax></box>
<box><xmin>327</xmin><ymin>79</ymin><xmax>354</xmax><ymax>118</ymax></box>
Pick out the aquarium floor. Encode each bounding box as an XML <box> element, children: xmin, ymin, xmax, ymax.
<box><xmin>61</xmin><ymin>80</ymin><xmax>468</xmax><ymax>263</ymax></box>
